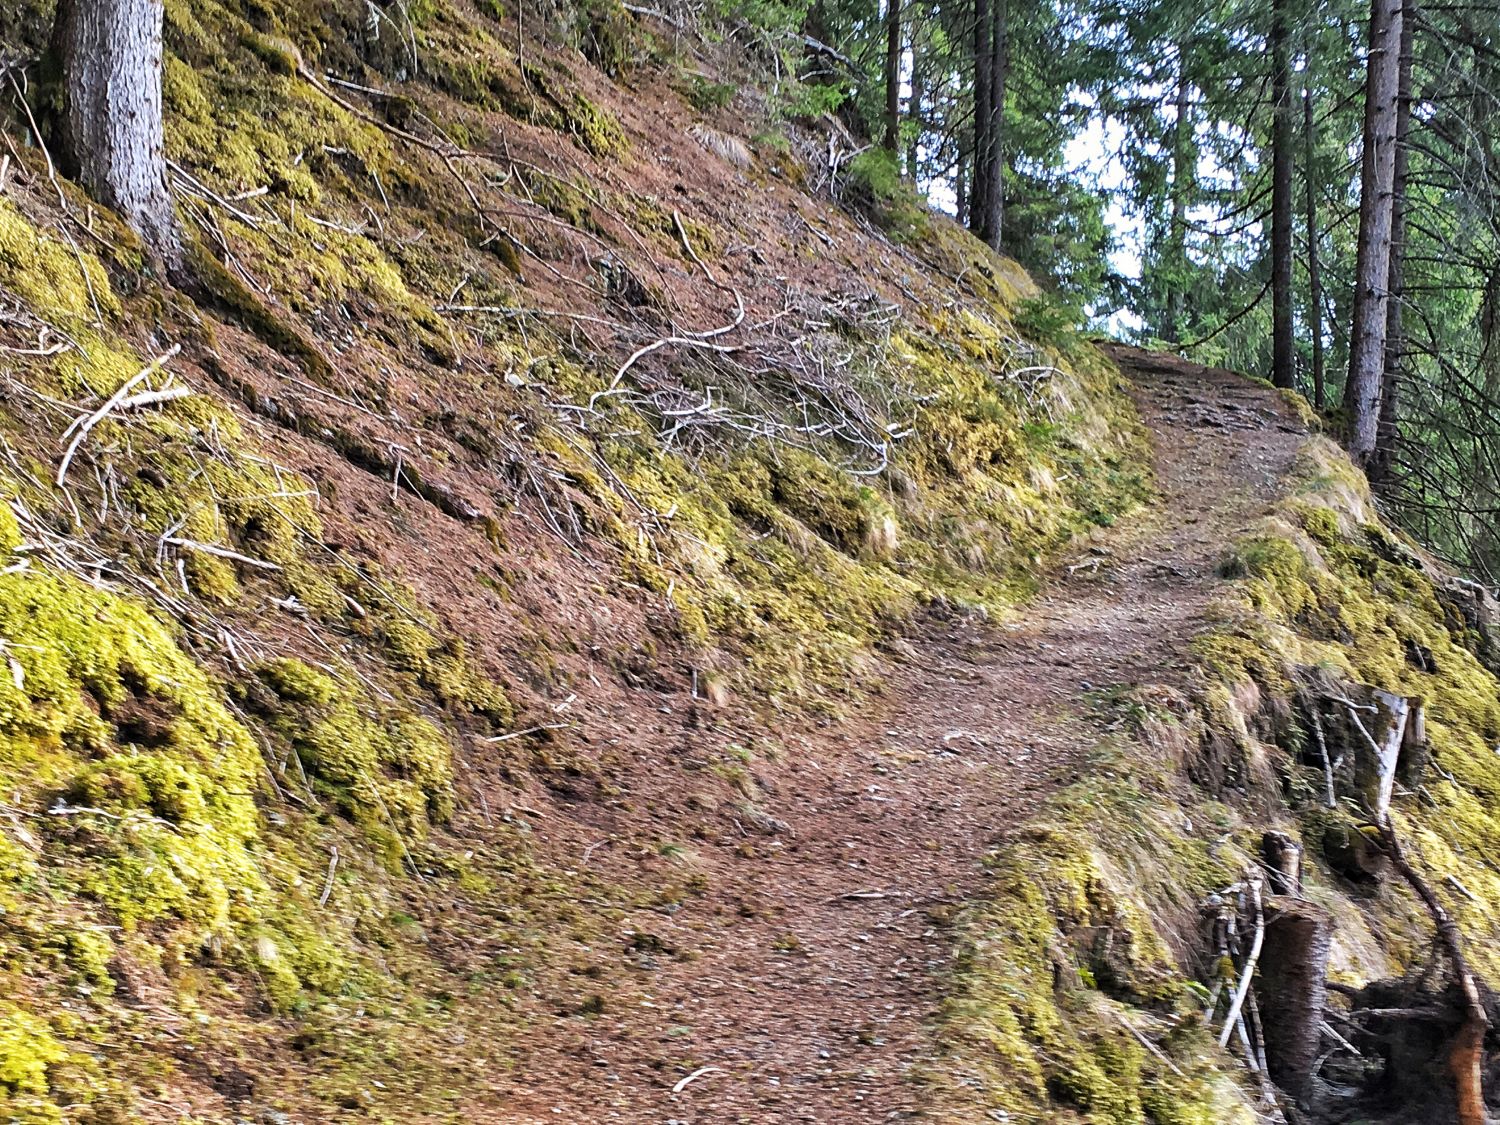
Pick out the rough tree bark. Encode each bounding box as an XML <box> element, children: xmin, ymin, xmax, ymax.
<box><xmin>1270</xmin><ymin>0</ymin><xmax>1296</xmax><ymax>389</ymax></box>
<box><xmin>1303</xmin><ymin>83</ymin><xmax>1326</xmax><ymax>409</ymax></box>
<box><xmin>883</xmin><ymin>0</ymin><xmax>901</xmax><ymax>153</ymax></box>
<box><xmin>1164</xmin><ymin>48</ymin><xmax>1192</xmax><ymax>345</ymax></box>
<box><xmin>969</xmin><ymin>0</ymin><xmax>992</xmax><ymax>239</ymax></box>
<box><xmin>1257</xmin><ymin>898</ymin><xmax>1334</xmax><ymax>1102</ymax></box>
<box><xmin>52</xmin><ymin>0</ymin><xmax>181</xmax><ymax>269</ymax></box>
<box><xmin>1370</xmin><ymin>2</ymin><xmax>1415</xmax><ymax>484</ymax></box>
<box><xmin>977</xmin><ymin>0</ymin><xmax>1006</xmax><ymax>250</ymax></box>
<box><xmin>1343</xmin><ymin>0</ymin><xmax>1405</xmax><ymax>467</ymax></box>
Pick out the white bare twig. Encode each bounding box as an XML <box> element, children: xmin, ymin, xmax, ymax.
<box><xmin>318</xmin><ymin>846</ymin><xmax>340</xmax><ymax>907</ymax></box>
<box><xmin>57</xmin><ymin>344</ymin><xmax>182</xmax><ymax>487</ymax></box>
<box><xmin>1218</xmin><ymin>874</ymin><xmax>1265</xmax><ymax>1049</ymax></box>
<box><xmin>670</xmin><ymin>1066</ymin><xmax>721</xmax><ymax>1094</ymax></box>
<box><xmin>162</xmin><ymin>537</ymin><xmax>282</xmax><ymax>571</ymax></box>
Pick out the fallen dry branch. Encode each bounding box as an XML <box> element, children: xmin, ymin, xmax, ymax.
<box><xmin>670</xmin><ymin>1065</ymin><xmax>721</xmax><ymax>1095</ymax></box>
<box><xmin>317</xmin><ymin>846</ymin><xmax>340</xmax><ymax>908</ymax></box>
<box><xmin>1219</xmin><ymin>874</ymin><xmax>1266</xmax><ymax>1049</ymax></box>
<box><xmin>161</xmin><ymin>536</ymin><xmax>282</xmax><ymax>571</ymax></box>
<box><xmin>1112</xmin><ymin>1011</ymin><xmax>1186</xmax><ymax>1078</ymax></box>
<box><xmin>584</xmin><ymin>302</ymin><xmax>747</xmax><ymax>413</ymax></box>
<box><xmin>56</xmin><ymin>344</ymin><xmax>183</xmax><ymax>487</ymax></box>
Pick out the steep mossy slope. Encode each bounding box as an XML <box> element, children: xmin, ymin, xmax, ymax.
<box><xmin>929</xmin><ymin>430</ymin><xmax>1500</xmax><ymax>1122</ymax></box>
<box><xmin>4</xmin><ymin>0</ymin><xmax>1494</xmax><ymax>1116</ymax></box>
<box><xmin>1206</xmin><ymin>439</ymin><xmax>1500</xmax><ymax>980</ymax></box>
<box><xmin>0</xmin><ymin>0</ymin><xmax>1150</xmax><ymax>1118</ymax></box>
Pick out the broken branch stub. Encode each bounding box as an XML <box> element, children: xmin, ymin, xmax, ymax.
<box><xmin>1368</xmin><ymin>689</ymin><xmax>1409</xmax><ymax>819</ymax></box>
<box><xmin>1261</xmin><ymin>830</ymin><xmax>1303</xmax><ymax>897</ymax></box>
<box><xmin>1331</xmin><ymin>684</ymin><xmax>1422</xmax><ymax>819</ymax></box>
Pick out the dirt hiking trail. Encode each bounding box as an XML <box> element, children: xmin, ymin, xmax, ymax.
<box><xmin>496</xmin><ymin>347</ymin><xmax>1309</xmax><ymax>1122</ymax></box>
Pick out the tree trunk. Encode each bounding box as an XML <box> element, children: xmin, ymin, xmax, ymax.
<box><xmin>53</xmin><ymin>0</ymin><xmax>180</xmax><ymax>269</ymax></box>
<box><xmin>1304</xmin><ymin>84</ymin><xmax>1326</xmax><ymax>410</ymax></box>
<box><xmin>978</xmin><ymin>0</ymin><xmax>1006</xmax><ymax>249</ymax></box>
<box><xmin>1370</xmin><ymin>2</ymin><xmax>1415</xmax><ymax>484</ymax></box>
<box><xmin>1257</xmin><ymin>898</ymin><xmax>1334</xmax><ymax>1103</ymax></box>
<box><xmin>1270</xmin><ymin>0</ymin><xmax>1296</xmax><ymax>389</ymax></box>
<box><xmin>1164</xmin><ymin>49</ymin><xmax>1192</xmax><ymax>344</ymax></box>
<box><xmin>883</xmin><ymin>0</ymin><xmax>901</xmax><ymax>153</ymax></box>
<box><xmin>1475</xmin><ymin>268</ymin><xmax>1500</xmax><ymax>569</ymax></box>
<box><xmin>1343</xmin><ymin>0</ymin><xmax>1405</xmax><ymax>467</ymax></box>
<box><xmin>969</xmin><ymin>0</ymin><xmax>992</xmax><ymax>238</ymax></box>
<box><xmin>906</xmin><ymin>53</ymin><xmax>923</xmax><ymax>180</ymax></box>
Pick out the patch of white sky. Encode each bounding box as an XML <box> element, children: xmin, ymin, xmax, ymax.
<box><xmin>1061</xmin><ymin>89</ymin><xmax>1262</xmax><ymax>333</ymax></box>
<box><xmin>1062</xmin><ymin>96</ymin><xmax>1146</xmax><ymax>332</ymax></box>
<box><xmin>904</xmin><ymin>48</ymin><xmax>1260</xmax><ymax>336</ymax></box>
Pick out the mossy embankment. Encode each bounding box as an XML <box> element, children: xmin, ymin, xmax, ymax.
<box><xmin>929</xmin><ymin>720</ymin><xmax>1257</xmax><ymax>1124</ymax></box>
<box><xmin>0</xmin><ymin>0</ymin><xmax>1157</xmax><ymax>1116</ymax></box>
<box><xmin>927</xmin><ymin>359</ymin><xmax>1500</xmax><ymax>1122</ymax></box>
<box><xmin>4</xmin><ymin>0</ymin><xmax>1491</xmax><ymax>1112</ymax></box>
<box><xmin>1204</xmin><ymin>438</ymin><xmax>1500</xmax><ymax>981</ymax></box>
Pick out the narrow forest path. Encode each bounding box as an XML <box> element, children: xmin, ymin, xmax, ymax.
<box><xmin>495</xmin><ymin>347</ymin><xmax>1309</xmax><ymax>1122</ymax></box>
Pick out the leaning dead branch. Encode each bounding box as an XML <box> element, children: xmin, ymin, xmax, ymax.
<box><xmin>1375</xmin><ymin>813</ymin><xmax>1490</xmax><ymax>1124</ymax></box>
<box><xmin>1219</xmin><ymin>873</ymin><xmax>1266</xmax><ymax>1049</ymax></box>
<box><xmin>1305</xmin><ymin>681</ymin><xmax>1493</xmax><ymax>1122</ymax></box>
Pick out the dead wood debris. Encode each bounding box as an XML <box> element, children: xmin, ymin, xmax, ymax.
<box><xmin>1199</xmin><ymin>677</ymin><xmax>1495</xmax><ymax>1119</ymax></box>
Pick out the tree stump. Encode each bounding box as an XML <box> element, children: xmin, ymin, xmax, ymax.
<box><xmin>1256</xmin><ymin>897</ymin><xmax>1334</xmax><ymax>1103</ymax></box>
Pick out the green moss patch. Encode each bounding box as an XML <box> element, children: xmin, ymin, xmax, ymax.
<box><xmin>0</xmin><ymin>570</ymin><xmax>267</xmax><ymax>931</ymax></box>
<box><xmin>1201</xmin><ymin>438</ymin><xmax>1500</xmax><ymax>979</ymax></box>
<box><xmin>239</xmin><ymin>656</ymin><xmax>455</xmax><ymax>847</ymax></box>
<box><xmin>927</xmin><ymin>731</ymin><xmax>1256</xmax><ymax>1122</ymax></box>
<box><xmin>537</xmin><ymin>291</ymin><xmax>1149</xmax><ymax>707</ymax></box>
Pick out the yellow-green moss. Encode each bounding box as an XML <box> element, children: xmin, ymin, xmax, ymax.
<box><xmin>0</xmin><ymin>569</ymin><xmax>266</xmax><ymax>930</ymax></box>
<box><xmin>0</xmin><ymin>8</ymin><xmax>1179</xmax><ymax>1116</ymax></box>
<box><xmin>951</xmin><ymin>429</ymin><xmax>1500</xmax><ymax>1123</ymax></box>
<box><xmin>0</xmin><ymin>560</ymin><xmax>375</xmax><ymax>1059</ymax></box>
<box><xmin>928</xmin><ymin>738</ymin><xmax>1251</xmax><ymax>1122</ymax></box>
<box><xmin>536</xmin><ymin>293</ymin><xmax>1148</xmax><ymax>707</ymax></box>
<box><xmin>520</xmin><ymin>64</ymin><xmax>629</xmax><ymax>158</ymax></box>
<box><xmin>378</xmin><ymin>617</ymin><xmax>513</xmax><ymax>724</ymax></box>
<box><xmin>242</xmin><ymin>657</ymin><xmax>455</xmax><ymax>845</ymax></box>
<box><xmin>0</xmin><ymin>500</ymin><xmax>20</xmax><ymax>553</ymax></box>
<box><xmin>0</xmin><ymin>1004</ymin><xmax>67</xmax><ymax>1117</ymax></box>
<box><xmin>1203</xmin><ymin>437</ymin><xmax>1500</xmax><ymax>980</ymax></box>
<box><xmin>47</xmin><ymin>929</ymin><xmax>116</xmax><ymax>995</ymax></box>
<box><xmin>0</xmin><ymin>202</ymin><xmax>120</xmax><ymax>325</ymax></box>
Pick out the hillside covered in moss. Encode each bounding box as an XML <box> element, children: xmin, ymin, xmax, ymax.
<box><xmin>3</xmin><ymin>0</ymin><xmax>1500</xmax><ymax>1122</ymax></box>
<box><xmin>0</xmin><ymin>0</ymin><xmax>1159</xmax><ymax>1118</ymax></box>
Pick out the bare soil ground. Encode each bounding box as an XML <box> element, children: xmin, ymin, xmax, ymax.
<box><xmin>480</xmin><ymin>347</ymin><xmax>1310</xmax><ymax>1121</ymax></box>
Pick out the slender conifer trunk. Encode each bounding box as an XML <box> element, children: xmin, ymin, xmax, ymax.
<box><xmin>53</xmin><ymin>0</ymin><xmax>180</xmax><ymax>268</ymax></box>
<box><xmin>1270</xmin><ymin>0</ymin><xmax>1296</xmax><ymax>389</ymax></box>
<box><xmin>1344</xmin><ymin>0</ymin><xmax>1405</xmax><ymax>466</ymax></box>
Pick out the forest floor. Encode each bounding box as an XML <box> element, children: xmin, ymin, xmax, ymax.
<box><xmin>485</xmin><ymin>346</ymin><xmax>1310</xmax><ymax>1121</ymax></box>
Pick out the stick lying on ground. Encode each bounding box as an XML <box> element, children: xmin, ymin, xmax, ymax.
<box><xmin>57</xmin><ymin>344</ymin><xmax>183</xmax><ymax>487</ymax></box>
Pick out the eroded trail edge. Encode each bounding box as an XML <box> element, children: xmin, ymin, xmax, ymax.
<box><xmin>499</xmin><ymin>348</ymin><xmax>1308</xmax><ymax>1122</ymax></box>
